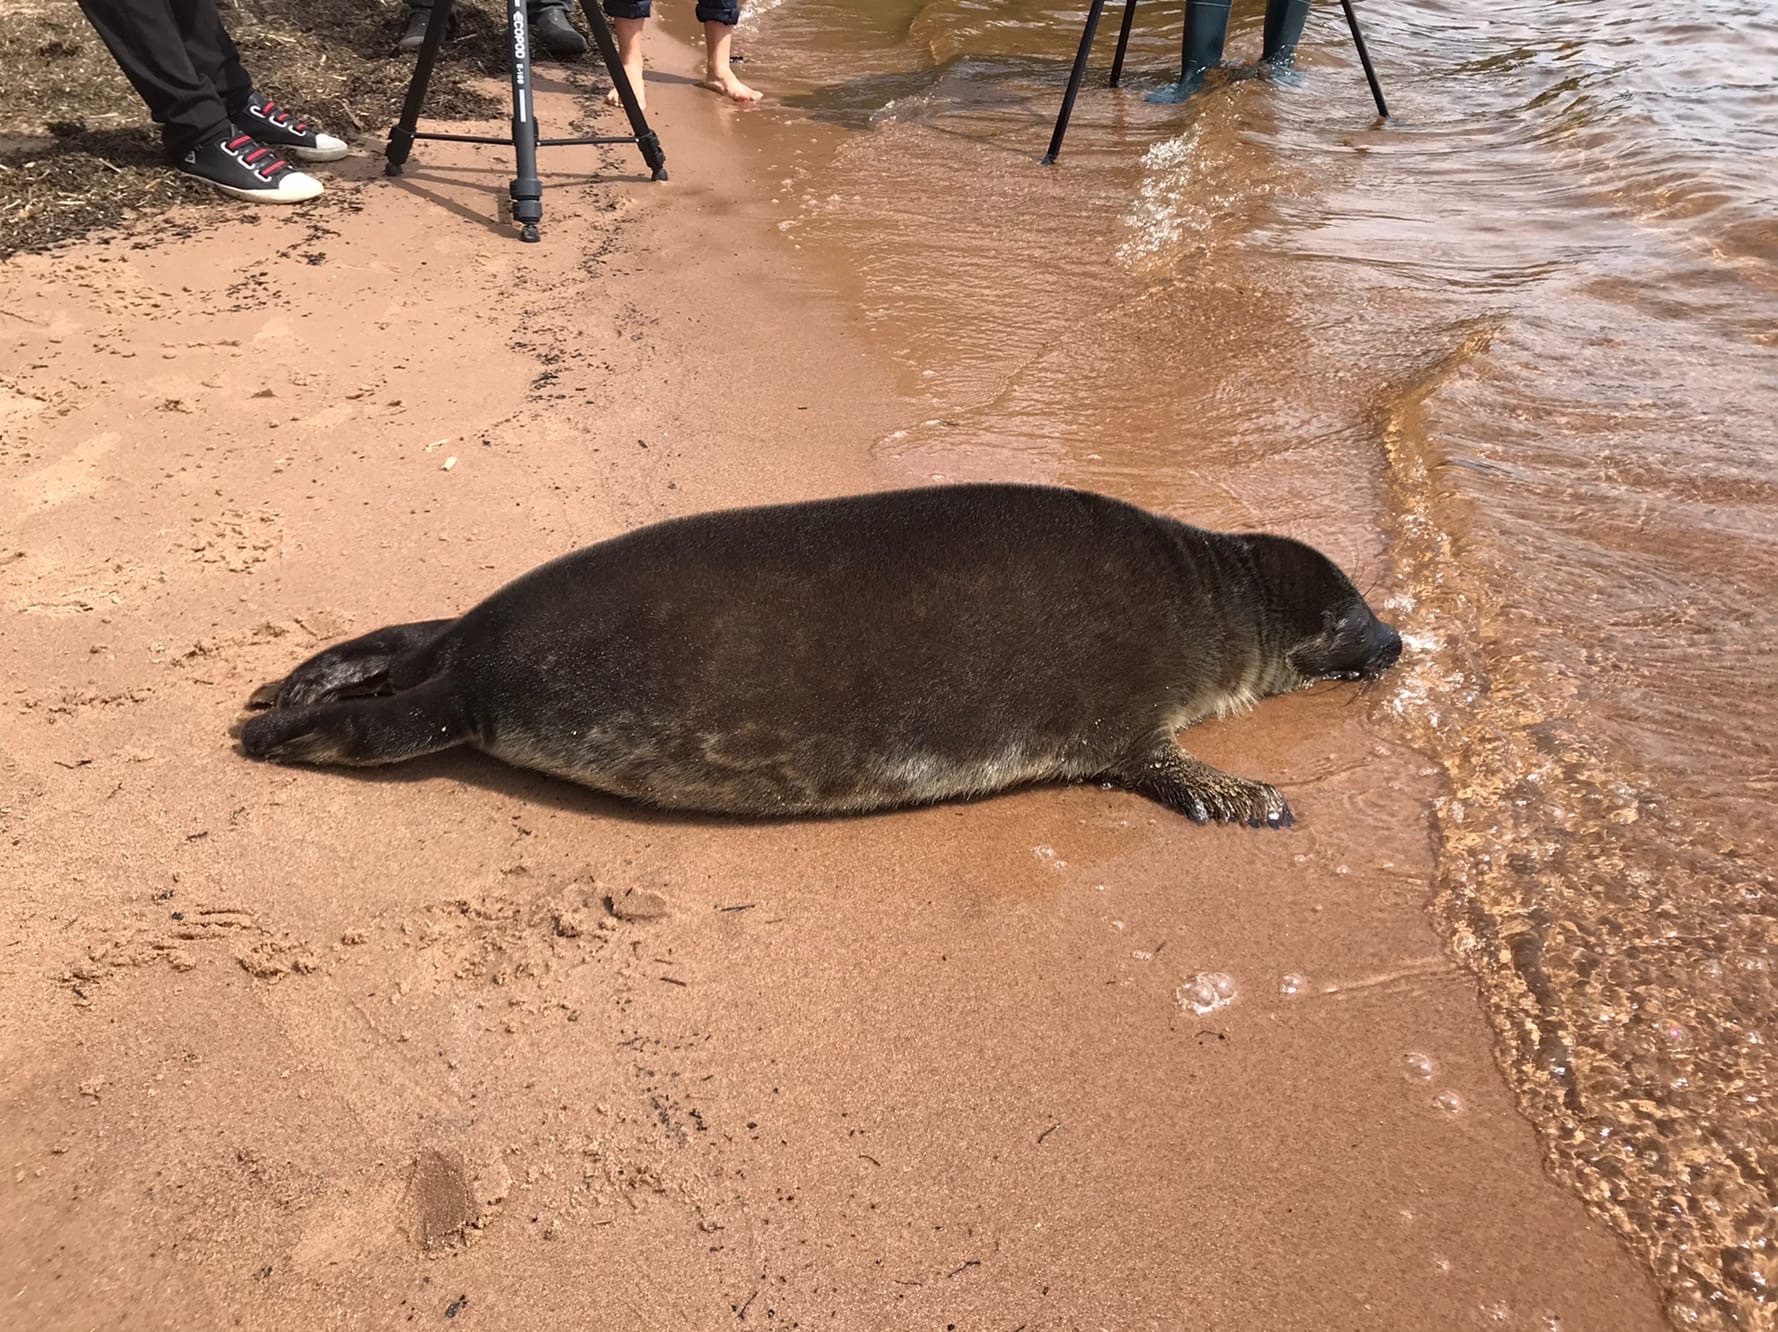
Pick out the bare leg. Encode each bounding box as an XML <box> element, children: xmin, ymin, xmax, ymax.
<box><xmin>604</xmin><ymin>16</ymin><xmax>646</xmax><ymax>107</ymax></box>
<box><xmin>240</xmin><ymin>675</ymin><xmax>472</xmax><ymax>767</ymax></box>
<box><xmin>1104</xmin><ymin>734</ymin><xmax>1294</xmax><ymax>828</ymax></box>
<box><xmin>700</xmin><ymin>20</ymin><xmax>761</xmax><ymax>102</ymax></box>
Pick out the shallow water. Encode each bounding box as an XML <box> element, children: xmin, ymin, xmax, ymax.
<box><xmin>727</xmin><ymin>0</ymin><xmax>1778</xmax><ymax>1324</ymax></box>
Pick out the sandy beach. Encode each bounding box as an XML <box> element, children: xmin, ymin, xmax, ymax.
<box><xmin>0</xmin><ymin>14</ymin><xmax>1689</xmax><ymax>1331</ymax></box>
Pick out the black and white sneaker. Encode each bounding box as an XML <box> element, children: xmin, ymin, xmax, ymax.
<box><xmin>236</xmin><ymin>96</ymin><xmax>350</xmax><ymax>163</ymax></box>
<box><xmin>176</xmin><ymin>128</ymin><xmax>324</xmax><ymax>204</ymax></box>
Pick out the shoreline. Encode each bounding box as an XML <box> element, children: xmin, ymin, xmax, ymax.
<box><xmin>2</xmin><ymin>28</ymin><xmax>1671</xmax><ymax>1332</ymax></box>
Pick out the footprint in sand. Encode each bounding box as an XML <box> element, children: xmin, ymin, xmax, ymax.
<box><xmin>17</xmin><ymin>431</ymin><xmax>119</xmax><ymax>510</ymax></box>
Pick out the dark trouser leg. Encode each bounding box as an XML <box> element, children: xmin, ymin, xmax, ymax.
<box><xmin>73</xmin><ymin>0</ymin><xmax>233</xmax><ymax>154</ymax></box>
<box><xmin>1261</xmin><ymin>0</ymin><xmax>1312</xmax><ymax>65</ymax></box>
<box><xmin>693</xmin><ymin>0</ymin><xmax>739</xmax><ymax>22</ymax></box>
<box><xmin>172</xmin><ymin>0</ymin><xmax>255</xmax><ymax>121</ymax></box>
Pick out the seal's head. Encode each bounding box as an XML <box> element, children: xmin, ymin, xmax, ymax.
<box><xmin>1244</xmin><ymin>534</ymin><xmax>1403</xmax><ymax>683</ymax></box>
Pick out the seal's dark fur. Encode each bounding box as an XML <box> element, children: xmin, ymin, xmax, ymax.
<box><xmin>240</xmin><ymin>484</ymin><xmax>1400</xmax><ymax>826</ymax></box>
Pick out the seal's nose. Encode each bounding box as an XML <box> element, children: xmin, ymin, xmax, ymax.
<box><xmin>1368</xmin><ymin>624</ymin><xmax>1403</xmax><ymax>674</ymax></box>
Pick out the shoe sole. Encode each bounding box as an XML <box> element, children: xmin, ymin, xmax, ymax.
<box><xmin>182</xmin><ymin>173</ymin><xmax>325</xmax><ymax>204</ymax></box>
<box><xmin>290</xmin><ymin>143</ymin><xmax>351</xmax><ymax>163</ymax></box>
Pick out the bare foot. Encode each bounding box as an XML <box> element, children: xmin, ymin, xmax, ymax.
<box><xmin>701</xmin><ymin>68</ymin><xmax>763</xmax><ymax>103</ymax></box>
<box><xmin>605</xmin><ymin>16</ymin><xmax>646</xmax><ymax>109</ymax></box>
<box><xmin>605</xmin><ymin>65</ymin><xmax>646</xmax><ymax>109</ymax></box>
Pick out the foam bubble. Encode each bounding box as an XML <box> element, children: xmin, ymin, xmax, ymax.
<box><xmin>1404</xmin><ymin>1051</ymin><xmax>1437</xmax><ymax>1081</ymax></box>
<box><xmin>1432</xmin><ymin>1089</ymin><xmax>1466</xmax><ymax>1115</ymax></box>
<box><xmin>1280</xmin><ymin>973</ymin><xmax>1308</xmax><ymax>997</ymax></box>
<box><xmin>1177</xmin><ymin>972</ymin><xmax>1237</xmax><ymax>1016</ymax></box>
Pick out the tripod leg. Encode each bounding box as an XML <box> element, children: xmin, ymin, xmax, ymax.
<box><xmin>508</xmin><ymin>0</ymin><xmax>544</xmax><ymax>241</ymax></box>
<box><xmin>1339</xmin><ymin>0</ymin><xmax>1390</xmax><ymax>117</ymax></box>
<box><xmin>1042</xmin><ymin>0</ymin><xmax>1109</xmax><ymax>165</ymax></box>
<box><xmin>386</xmin><ymin>0</ymin><xmax>458</xmax><ymax>175</ymax></box>
<box><xmin>1108</xmin><ymin>0</ymin><xmax>1139</xmax><ymax>88</ymax></box>
<box><xmin>580</xmin><ymin>0</ymin><xmax>667</xmax><ymax>180</ymax></box>
<box><xmin>1261</xmin><ymin>0</ymin><xmax>1311</xmax><ymax>66</ymax></box>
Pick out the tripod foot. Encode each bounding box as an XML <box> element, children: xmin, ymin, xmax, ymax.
<box><xmin>1041</xmin><ymin>151</ymin><xmax>1058</xmax><ymax>166</ymax></box>
<box><xmin>520</xmin><ymin>224</ymin><xmax>541</xmax><ymax>243</ymax></box>
<box><xmin>652</xmin><ymin>166</ymin><xmax>669</xmax><ymax>182</ymax></box>
<box><xmin>385</xmin><ymin>161</ymin><xmax>404</xmax><ymax>178</ymax></box>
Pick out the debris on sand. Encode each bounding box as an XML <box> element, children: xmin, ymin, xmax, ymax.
<box><xmin>607</xmin><ymin>888</ymin><xmax>669</xmax><ymax>922</ymax></box>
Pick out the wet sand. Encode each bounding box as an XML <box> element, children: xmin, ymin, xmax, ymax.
<box><xmin>1</xmin><ymin>30</ymin><xmax>1666</xmax><ymax>1332</ymax></box>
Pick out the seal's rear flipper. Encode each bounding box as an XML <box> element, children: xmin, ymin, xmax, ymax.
<box><xmin>240</xmin><ymin>675</ymin><xmax>472</xmax><ymax>767</ymax></box>
<box><xmin>1106</xmin><ymin>737</ymin><xmax>1294</xmax><ymax>829</ymax></box>
<box><xmin>248</xmin><ymin>618</ymin><xmax>456</xmax><ymax>709</ymax></box>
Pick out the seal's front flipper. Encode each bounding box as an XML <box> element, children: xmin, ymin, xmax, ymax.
<box><xmin>248</xmin><ymin>618</ymin><xmax>456</xmax><ymax>710</ymax></box>
<box><xmin>1107</xmin><ymin>737</ymin><xmax>1294</xmax><ymax>829</ymax></box>
<box><xmin>240</xmin><ymin>675</ymin><xmax>471</xmax><ymax>767</ymax></box>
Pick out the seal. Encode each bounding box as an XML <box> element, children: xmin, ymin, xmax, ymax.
<box><xmin>239</xmin><ymin>483</ymin><xmax>1401</xmax><ymax>827</ymax></box>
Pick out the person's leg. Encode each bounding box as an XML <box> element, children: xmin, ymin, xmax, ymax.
<box><xmin>74</xmin><ymin>0</ymin><xmax>322</xmax><ymax>199</ymax></box>
<box><xmin>699</xmin><ymin>2</ymin><xmax>760</xmax><ymax>103</ymax></box>
<box><xmin>74</xmin><ymin>0</ymin><xmax>229</xmax><ymax>156</ymax></box>
<box><xmin>172</xmin><ymin>0</ymin><xmax>254</xmax><ymax>121</ymax></box>
<box><xmin>530</xmin><ymin>0</ymin><xmax>589</xmax><ymax>58</ymax></box>
<box><xmin>602</xmin><ymin>1</ymin><xmax>650</xmax><ymax>108</ymax></box>
<box><xmin>1260</xmin><ymin>0</ymin><xmax>1312</xmax><ymax>67</ymax></box>
<box><xmin>1181</xmin><ymin>0</ymin><xmax>1232</xmax><ymax>84</ymax></box>
<box><xmin>1148</xmin><ymin>0</ymin><xmax>1231</xmax><ymax>103</ymax></box>
<box><xmin>167</xmin><ymin>0</ymin><xmax>348</xmax><ymax>163</ymax></box>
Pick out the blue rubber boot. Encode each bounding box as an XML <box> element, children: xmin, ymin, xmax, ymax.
<box><xmin>1261</xmin><ymin>0</ymin><xmax>1312</xmax><ymax>66</ymax></box>
<box><xmin>1150</xmin><ymin>0</ymin><xmax>1232</xmax><ymax>102</ymax></box>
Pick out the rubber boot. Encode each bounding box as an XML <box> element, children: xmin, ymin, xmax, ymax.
<box><xmin>1151</xmin><ymin>0</ymin><xmax>1232</xmax><ymax>101</ymax></box>
<box><xmin>1261</xmin><ymin>0</ymin><xmax>1312</xmax><ymax>66</ymax></box>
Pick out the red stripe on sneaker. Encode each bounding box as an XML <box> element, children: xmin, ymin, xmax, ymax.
<box><xmin>227</xmin><ymin>134</ymin><xmax>252</xmax><ymax>149</ymax></box>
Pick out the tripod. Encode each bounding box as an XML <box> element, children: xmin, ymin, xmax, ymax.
<box><xmin>1043</xmin><ymin>0</ymin><xmax>1389</xmax><ymax>164</ymax></box>
<box><xmin>386</xmin><ymin>0</ymin><xmax>668</xmax><ymax>242</ymax></box>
